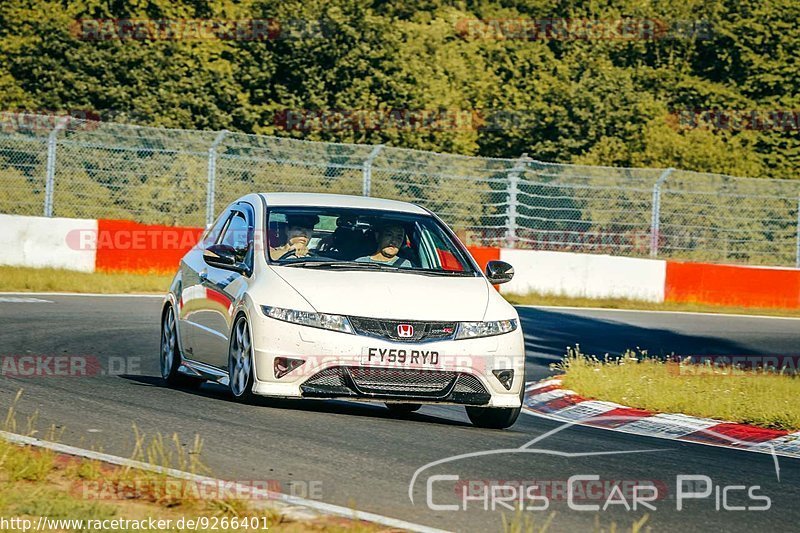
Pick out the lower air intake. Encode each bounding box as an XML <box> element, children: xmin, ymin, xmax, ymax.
<box><xmin>300</xmin><ymin>367</ymin><xmax>491</xmax><ymax>405</ymax></box>
<box><xmin>347</xmin><ymin>367</ymin><xmax>456</xmax><ymax>395</ymax></box>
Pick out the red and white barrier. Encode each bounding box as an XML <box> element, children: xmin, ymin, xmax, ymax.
<box><xmin>2</xmin><ymin>214</ymin><xmax>798</xmax><ymax>310</ymax></box>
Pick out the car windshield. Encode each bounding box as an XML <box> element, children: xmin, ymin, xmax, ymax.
<box><xmin>265</xmin><ymin>206</ymin><xmax>477</xmax><ymax>276</ymax></box>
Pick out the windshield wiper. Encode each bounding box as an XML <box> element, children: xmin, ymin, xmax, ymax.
<box><xmin>412</xmin><ymin>268</ymin><xmax>475</xmax><ymax>277</ymax></box>
<box><xmin>281</xmin><ymin>260</ymin><xmax>400</xmax><ymax>270</ymax></box>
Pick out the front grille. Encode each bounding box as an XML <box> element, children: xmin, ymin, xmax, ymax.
<box><xmin>349</xmin><ymin>317</ymin><xmax>456</xmax><ymax>342</ymax></box>
<box><xmin>300</xmin><ymin>367</ymin><xmax>490</xmax><ymax>405</ymax></box>
<box><xmin>347</xmin><ymin>367</ymin><xmax>456</xmax><ymax>395</ymax></box>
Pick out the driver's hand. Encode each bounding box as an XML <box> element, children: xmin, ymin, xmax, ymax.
<box><xmin>291</xmin><ymin>242</ymin><xmax>309</xmax><ymax>257</ymax></box>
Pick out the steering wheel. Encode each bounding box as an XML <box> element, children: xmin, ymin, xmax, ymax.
<box><xmin>278</xmin><ymin>248</ymin><xmax>315</xmax><ymax>261</ymax></box>
<box><xmin>278</xmin><ymin>249</ymin><xmax>297</xmax><ymax>261</ymax></box>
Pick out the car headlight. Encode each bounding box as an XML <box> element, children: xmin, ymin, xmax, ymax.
<box><xmin>455</xmin><ymin>319</ymin><xmax>517</xmax><ymax>340</ymax></box>
<box><xmin>261</xmin><ymin>306</ymin><xmax>354</xmax><ymax>334</ymax></box>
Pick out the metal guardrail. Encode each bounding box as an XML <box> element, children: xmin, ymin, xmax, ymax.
<box><xmin>1</xmin><ymin>113</ymin><xmax>799</xmax><ymax>267</ymax></box>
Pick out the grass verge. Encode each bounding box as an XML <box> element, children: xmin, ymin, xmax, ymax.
<box><xmin>1</xmin><ymin>394</ymin><xmax>382</xmax><ymax>532</ymax></box>
<box><xmin>501</xmin><ymin>508</ymin><xmax>650</xmax><ymax>533</ymax></box>
<box><xmin>505</xmin><ymin>292</ymin><xmax>800</xmax><ymax>318</ymax></box>
<box><xmin>0</xmin><ymin>266</ymin><xmax>172</xmax><ymax>294</ymax></box>
<box><xmin>557</xmin><ymin>348</ymin><xmax>800</xmax><ymax>431</ymax></box>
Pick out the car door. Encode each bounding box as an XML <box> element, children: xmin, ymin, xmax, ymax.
<box><xmin>192</xmin><ymin>204</ymin><xmax>254</xmax><ymax>369</ymax></box>
<box><xmin>178</xmin><ymin>209</ymin><xmax>232</xmax><ymax>361</ymax></box>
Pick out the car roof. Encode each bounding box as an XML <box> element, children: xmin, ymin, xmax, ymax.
<box><xmin>259</xmin><ymin>193</ymin><xmax>428</xmax><ymax>214</ymax></box>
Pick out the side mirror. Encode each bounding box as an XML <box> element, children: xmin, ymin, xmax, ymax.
<box><xmin>204</xmin><ymin>244</ymin><xmax>248</xmax><ymax>274</ymax></box>
<box><xmin>485</xmin><ymin>260</ymin><xmax>514</xmax><ymax>285</ymax></box>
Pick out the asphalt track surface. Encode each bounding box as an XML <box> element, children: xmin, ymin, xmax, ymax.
<box><xmin>1</xmin><ymin>294</ymin><xmax>799</xmax><ymax>532</ymax></box>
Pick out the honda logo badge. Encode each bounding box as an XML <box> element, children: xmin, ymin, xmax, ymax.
<box><xmin>397</xmin><ymin>324</ymin><xmax>414</xmax><ymax>338</ymax></box>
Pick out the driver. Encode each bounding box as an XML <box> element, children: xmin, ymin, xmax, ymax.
<box><xmin>269</xmin><ymin>214</ymin><xmax>319</xmax><ymax>260</ymax></box>
<box><xmin>355</xmin><ymin>223</ymin><xmax>412</xmax><ymax>267</ymax></box>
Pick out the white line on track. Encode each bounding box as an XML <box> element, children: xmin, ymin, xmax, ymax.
<box><xmin>0</xmin><ymin>297</ymin><xmax>53</xmax><ymax>303</ymax></box>
<box><xmin>518</xmin><ymin>304</ymin><xmax>800</xmax><ymax>321</ymax></box>
<box><xmin>0</xmin><ymin>430</ymin><xmax>450</xmax><ymax>533</ymax></box>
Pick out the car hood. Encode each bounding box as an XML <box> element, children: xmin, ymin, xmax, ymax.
<box><xmin>271</xmin><ymin>266</ymin><xmax>490</xmax><ymax>321</ymax></box>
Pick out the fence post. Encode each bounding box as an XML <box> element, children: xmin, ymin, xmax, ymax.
<box><xmin>796</xmin><ymin>195</ymin><xmax>800</xmax><ymax>269</ymax></box>
<box><xmin>362</xmin><ymin>144</ymin><xmax>384</xmax><ymax>197</ymax></box>
<box><xmin>650</xmin><ymin>167</ymin><xmax>674</xmax><ymax>257</ymax></box>
<box><xmin>505</xmin><ymin>153</ymin><xmax>529</xmax><ymax>248</ymax></box>
<box><xmin>206</xmin><ymin>130</ymin><xmax>229</xmax><ymax>227</ymax></box>
<box><xmin>43</xmin><ymin>117</ymin><xmax>69</xmax><ymax>217</ymax></box>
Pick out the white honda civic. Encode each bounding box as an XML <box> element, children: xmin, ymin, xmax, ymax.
<box><xmin>161</xmin><ymin>193</ymin><xmax>525</xmax><ymax>428</ymax></box>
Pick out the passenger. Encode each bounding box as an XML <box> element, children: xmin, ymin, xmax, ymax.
<box><xmin>356</xmin><ymin>223</ymin><xmax>412</xmax><ymax>267</ymax></box>
<box><xmin>269</xmin><ymin>214</ymin><xmax>319</xmax><ymax>260</ymax></box>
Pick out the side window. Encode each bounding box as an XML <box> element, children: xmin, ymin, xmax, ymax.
<box><xmin>417</xmin><ymin>222</ymin><xmax>467</xmax><ymax>272</ymax></box>
<box><xmin>202</xmin><ymin>211</ymin><xmax>232</xmax><ymax>246</ymax></box>
<box><xmin>220</xmin><ymin>211</ymin><xmax>250</xmax><ymax>254</ymax></box>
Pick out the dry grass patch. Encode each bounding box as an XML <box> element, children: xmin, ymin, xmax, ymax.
<box><xmin>557</xmin><ymin>348</ymin><xmax>800</xmax><ymax>431</ymax></box>
<box><xmin>0</xmin><ymin>266</ymin><xmax>172</xmax><ymax>293</ymax></box>
<box><xmin>506</xmin><ymin>292</ymin><xmax>800</xmax><ymax>318</ymax></box>
<box><xmin>0</xmin><ymin>394</ymin><xmax>386</xmax><ymax>532</ymax></box>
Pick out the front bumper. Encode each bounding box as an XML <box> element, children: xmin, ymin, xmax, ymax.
<box><xmin>300</xmin><ymin>366</ymin><xmax>492</xmax><ymax>405</ymax></box>
<box><xmin>249</xmin><ymin>311</ymin><xmax>525</xmax><ymax>408</ymax></box>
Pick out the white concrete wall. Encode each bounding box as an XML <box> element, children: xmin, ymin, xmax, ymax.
<box><xmin>499</xmin><ymin>249</ymin><xmax>666</xmax><ymax>302</ymax></box>
<box><xmin>0</xmin><ymin>214</ymin><xmax>97</xmax><ymax>272</ymax></box>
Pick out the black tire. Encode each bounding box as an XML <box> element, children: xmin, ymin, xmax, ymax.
<box><xmin>466</xmin><ymin>373</ymin><xmax>526</xmax><ymax>429</ymax></box>
<box><xmin>228</xmin><ymin>315</ymin><xmax>256</xmax><ymax>402</ymax></box>
<box><xmin>385</xmin><ymin>403</ymin><xmax>422</xmax><ymax>415</ymax></box>
<box><xmin>160</xmin><ymin>305</ymin><xmax>204</xmax><ymax>389</ymax></box>
<box><xmin>465</xmin><ymin>405</ymin><xmax>521</xmax><ymax>429</ymax></box>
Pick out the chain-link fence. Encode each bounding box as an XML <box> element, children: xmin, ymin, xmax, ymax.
<box><xmin>1</xmin><ymin>112</ymin><xmax>799</xmax><ymax>267</ymax></box>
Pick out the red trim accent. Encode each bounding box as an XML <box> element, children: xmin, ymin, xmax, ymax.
<box><xmin>437</xmin><ymin>249</ymin><xmax>465</xmax><ymax>271</ymax></box>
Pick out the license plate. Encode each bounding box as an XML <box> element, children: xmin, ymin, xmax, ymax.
<box><xmin>360</xmin><ymin>347</ymin><xmax>440</xmax><ymax>365</ymax></box>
